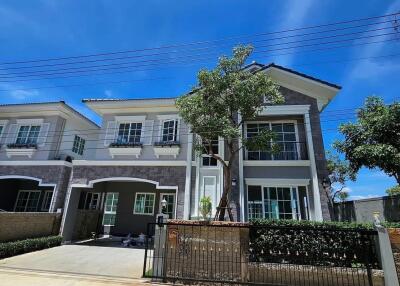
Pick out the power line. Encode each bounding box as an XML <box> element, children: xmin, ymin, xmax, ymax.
<box><xmin>0</xmin><ymin>12</ymin><xmax>397</xmax><ymax>66</ymax></box>
<box><xmin>0</xmin><ymin>19</ymin><xmax>395</xmax><ymax>73</ymax></box>
<box><xmin>0</xmin><ymin>51</ymin><xmax>398</xmax><ymax>93</ymax></box>
<box><xmin>0</xmin><ymin>36</ymin><xmax>397</xmax><ymax>83</ymax></box>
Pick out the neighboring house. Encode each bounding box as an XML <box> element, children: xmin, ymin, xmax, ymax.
<box><xmin>0</xmin><ymin>101</ymin><xmax>99</xmax><ymax>213</ymax></box>
<box><xmin>60</xmin><ymin>63</ymin><xmax>341</xmax><ymax>241</ymax></box>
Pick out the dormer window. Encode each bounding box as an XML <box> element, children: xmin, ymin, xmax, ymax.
<box><xmin>16</xmin><ymin>125</ymin><xmax>41</xmax><ymax>145</ymax></box>
<box><xmin>116</xmin><ymin>122</ymin><xmax>142</xmax><ymax>144</ymax></box>
<box><xmin>161</xmin><ymin>119</ymin><xmax>178</xmax><ymax>142</ymax></box>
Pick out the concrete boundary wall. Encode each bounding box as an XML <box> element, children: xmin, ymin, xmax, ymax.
<box><xmin>0</xmin><ymin>212</ymin><xmax>61</xmax><ymax>242</ymax></box>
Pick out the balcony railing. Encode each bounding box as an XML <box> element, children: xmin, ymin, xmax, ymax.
<box><xmin>245</xmin><ymin>141</ymin><xmax>309</xmax><ymax>160</ymax></box>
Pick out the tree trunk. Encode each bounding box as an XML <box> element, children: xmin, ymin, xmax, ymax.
<box><xmin>215</xmin><ymin>165</ymin><xmax>234</xmax><ymax>221</ymax></box>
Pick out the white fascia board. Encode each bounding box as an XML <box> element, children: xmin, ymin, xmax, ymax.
<box><xmin>72</xmin><ymin>160</ymin><xmax>187</xmax><ymax>166</ymax></box>
<box><xmin>245</xmin><ymin>178</ymin><xmax>310</xmax><ymax>186</ymax></box>
<box><xmin>243</xmin><ymin>160</ymin><xmax>311</xmax><ymax>167</ymax></box>
<box><xmin>259</xmin><ymin>105</ymin><xmax>310</xmax><ymax>116</ymax></box>
<box><xmin>114</xmin><ymin>115</ymin><xmax>146</xmax><ymax>122</ymax></box>
<box><xmin>0</xmin><ymin>160</ymin><xmax>72</xmax><ymax>167</ymax></box>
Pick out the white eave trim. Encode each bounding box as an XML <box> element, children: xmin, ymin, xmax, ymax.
<box><xmin>114</xmin><ymin>115</ymin><xmax>146</xmax><ymax>122</ymax></box>
<box><xmin>243</xmin><ymin>160</ymin><xmax>310</xmax><ymax>167</ymax></box>
<box><xmin>73</xmin><ymin>160</ymin><xmax>187</xmax><ymax>166</ymax></box>
<box><xmin>0</xmin><ymin>160</ymin><xmax>72</xmax><ymax>167</ymax></box>
<box><xmin>259</xmin><ymin>105</ymin><xmax>310</xmax><ymax>116</ymax></box>
<box><xmin>245</xmin><ymin>178</ymin><xmax>310</xmax><ymax>186</ymax></box>
<box><xmin>16</xmin><ymin>118</ymin><xmax>44</xmax><ymax>124</ymax></box>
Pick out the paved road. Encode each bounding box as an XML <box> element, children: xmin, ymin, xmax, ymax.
<box><xmin>0</xmin><ymin>245</ymin><xmax>161</xmax><ymax>286</ymax></box>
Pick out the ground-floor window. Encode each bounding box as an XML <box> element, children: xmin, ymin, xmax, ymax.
<box><xmin>247</xmin><ymin>185</ymin><xmax>307</xmax><ymax>220</ymax></box>
<box><xmin>102</xmin><ymin>192</ymin><xmax>119</xmax><ymax>226</ymax></box>
<box><xmin>41</xmin><ymin>190</ymin><xmax>53</xmax><ymax>211</ymax></box>
<box><xmin>160</xmin><ymin>193</ymin><xmax>175</xmax><ymax>219</ymax></box>
<box><xmin>134</xmin><ymin>193</ymin><xmax>155</xmax><ymax>215</ymax></box>
<box><xmin>14</xmin><ymin>190</ymin><xmax>41</xmax><ymax>212</ymax></box>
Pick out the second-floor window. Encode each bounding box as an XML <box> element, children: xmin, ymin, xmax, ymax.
<box><xmin>202</xmin><ymin>138</ymin><xmax>219</xmax><ymax>166</ymax></box>
<box><xmin>161</xmin><ymin>119</ymin><xmax>178</xmax><ymax>142</ymax></box>
<box><xmin>16</xmin><ymin>125</ymin><xmax>41</xmax><ymax>145</ymax></box>
<box><xmin>0</xmin><ymin>125</ymin><xmax>3</xmax><ymax>137</ymax></box>
<box><xmin>246</xmin><ymin>122</ymin><xmax>298</xmax><ymax>160</ymax></box>
<box><xmin>72</xmin><ymin>135</ymin><xmax>85</xmax><ymax>155</ymax></box>
<box><xmin>117</xmin><ymin>122</ymin><xmax>142</xmax><ymax>144</ymax></box>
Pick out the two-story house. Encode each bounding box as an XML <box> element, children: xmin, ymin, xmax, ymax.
<box><xmin>59</xmin><ymin>63</ymin><xmax>341</xmax><ymax>242</ymax></box>
<box><xmin>0</xmin><ymin>101</ymin><xmax>99</xmax><ymax>213</ymax></box>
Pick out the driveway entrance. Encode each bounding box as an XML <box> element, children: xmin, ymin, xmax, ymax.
<box><xmin>0</xmin><ymin>244</ymin><xmax>149</xmax><ymax>285</ymax></box>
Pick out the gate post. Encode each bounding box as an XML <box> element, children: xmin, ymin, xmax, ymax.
<box><xmin>152</xmin><ymin>214</ymin><xmax>168</xmax><ymax>279</ymax></box>
<box><xmin>375</xmin><ymin>225</ymin><xmax>399</xmax><ymax>286</ymax></box>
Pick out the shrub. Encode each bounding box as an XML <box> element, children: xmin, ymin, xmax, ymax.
<box><xmin>386</xmin><ymin>185</ymin><xmax>400</xmax><ymax>196</ymax></box>
<box><xmin>0</xmin><ymin>236</ymin><xmax>62</xmax><ymax>259</ymax></box>
<box><xmin>199</xmin><ymin>196</ymin><xmax>212</xmax><ymax>220</ymax></box>
<box><xmin>249</xmin><ymin>219</ymin><xmax>379</xmax><ymax>268</ymax></box>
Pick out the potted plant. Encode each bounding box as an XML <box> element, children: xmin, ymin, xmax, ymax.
<box><xmin>199</xmin><ymin>196</ymin><xmax>212</xmax><ymax>222</ymax></box>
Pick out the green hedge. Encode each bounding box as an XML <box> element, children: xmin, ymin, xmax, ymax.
<box><xmin>249</xmin><ymin>219</ymin><xmax>379</xmax><ymax>268</ymax></box>
<box><xmin>0</xmin><ymin>236</ymin><xmax>62</xmax><ymax>259</ymax></box>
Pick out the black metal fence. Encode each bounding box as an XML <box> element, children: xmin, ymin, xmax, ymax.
<box><xmin>143</xmin><ymin>222</ymin><xmax>381</xmax><ymax>285</ymax></box>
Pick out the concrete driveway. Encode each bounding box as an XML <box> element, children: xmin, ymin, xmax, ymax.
<box><xmin>0</xmin><ymin>244</ymin><xmax>158</xmax><ymax>285</ymax></box>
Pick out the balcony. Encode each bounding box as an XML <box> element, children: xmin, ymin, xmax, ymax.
<box><xmin>245</xmin><ymin>142</ymin><xmax>309</xmax><ymax>165</ymax></box>
<box><xmin>153</xmin><ymin>141</ymin><xmax>180</xmax><ymax>158</ymax></box>
<box><xmin>108</xmin><ymin>142</ymin><xmax>142</xmax><ymax>158</ymax></box>
<box><xmin>5</xmin><ymin>143</ymin><xmax>38</xmax><ymax>158</ymax></box>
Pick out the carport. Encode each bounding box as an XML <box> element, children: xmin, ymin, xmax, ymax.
<box><xmin>62</xmin><ymin>178</ymin><xmax>177</xmax><ymax>242</ymax></box>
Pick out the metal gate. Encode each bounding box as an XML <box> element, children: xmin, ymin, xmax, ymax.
<box><xmin>143</xmin><ymin>222</ymin><xmax>380</xmax><ymax>285</ymax></box>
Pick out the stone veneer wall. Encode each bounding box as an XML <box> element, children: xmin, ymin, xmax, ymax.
<box><xmin>71</xmin><ymin>165</ymin><xmax>187</xmax><ymax>219</ymax></box>
<box><xmin>0</xmin><ymin>164</ymin><xmax>72</xmax><ymax>212</ymax></box>
<box><xmin>0</xmin><ymin>212</ymin><xmax>61</xmax><ymax>242</ymax></box>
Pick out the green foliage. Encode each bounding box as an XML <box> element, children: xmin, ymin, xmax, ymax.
<box><xmin>326</xmin><ymin>151</ymin><xmax>356</xmax><ymax>202</ymax></box>
<box><xmin>249</xmin><ymin>219</ymin><xmax>378</xmax><ymax>268</ymax></box>
<box><xmin>0</xmin><ymin>236</ymin><xmax>62</xmax><ymax>259</ymax></box>
<box><xmin>176</xmin><ymin>45</ymin><xmax>284</xmax><ymax>158</ymax></box>
<box><xmin>199</xmin><ymin>196</ymin><xmax>212</xmax><ymax>220</ymax></box>
<box><xmin>334</xmin><ymin>96</ymin><xmax>400</xmax><ymax>185</ymax></box>
<box><xmin>382</xmin><ymin>221</ymin><xmax>400</xmax><ymax>228</ymax></box>
<box><xmin>250</xmin><ymin>218</ymin><xmax>374</xmax><ymax>230</ymax></box>
<box><xmin>386</xmin><ymin>185</ymin><xmax>400</xmax><ymax>196</ymax></box>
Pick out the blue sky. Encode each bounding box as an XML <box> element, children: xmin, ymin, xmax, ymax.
<box><xmin>0</xmin><ymin>0</ymin><xmax>399</xmax><ymax>199</ymax></box>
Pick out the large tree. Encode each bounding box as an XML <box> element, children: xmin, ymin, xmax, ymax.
<box><xmin>326</xmin><ymin>151</ymin><xmax>356</xmax><ymax>203</ymax></box>
<box><xmin>334</xmin><ymin>96</ymin><xmax>400</xmax><ymax>184</ymax></box>
<box><xmin>176</xmin><ymin>45</ymin><xmax>283</xmax><ymax>221</ymax></box>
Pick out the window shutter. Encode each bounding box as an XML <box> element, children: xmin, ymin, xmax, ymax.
<box><xmin>155</xmin><ymin>120</ymin><xmax>162</xmax><ymax>143</ymax></box>
<box><xmin>37</xmin><ymin>123</ymin><xmax>50</xmax><ymax>147</ymax></box>
<box><xmin>5</xmin><ymin>124</ymin><xmax>18</xmax><ymax>144</ymax></box>
<box><xmin>104</xmin><ymin>121</ymin><xmax>117</xmax><ymax>146</ymax></box>
<box><xmin>141</xmin><ymin>120</ymin><xmax>154</xmax><ymax>145</ymax></box>
<box><xmin>176</xmin><ymin>119</ymin><xmax>181</xmax><ymax>142</ymax></box>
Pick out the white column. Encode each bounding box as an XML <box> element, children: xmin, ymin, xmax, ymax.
<box><xmin>304</xmin><ymin>112</ymin><xmax>323</xmax><ymax>221</ymax></box>
<box><xmin>183</xmin><ymin>132</ymin><xmax>193</xmax><ymax>220</ymax></box>
<box><xmin>238</xmin><ymin>114</ymin><xmax>245</xmax><ymax>222</ymax></box>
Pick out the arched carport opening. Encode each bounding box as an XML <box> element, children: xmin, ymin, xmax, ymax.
<box><xmin>0</xmin><ymin>176</ymin><xmax>55</xmax><ymax>213</ymax></box>
<box><xmin>62</xmin><ymin>177</ymin><xmax>178</xmax><ymax>244</ymax></box>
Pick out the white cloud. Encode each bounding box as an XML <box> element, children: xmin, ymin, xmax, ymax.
<box><xmin>104</xmin><ymin>89</ymin><xmax>113</xmax><ymax>98</ymax></box>
<box><xmin>271</xmin><ymin>0</ymin><xmax>316</xmax><ymax>66</ymax></box>
<box><xmin>10</xmin><ymin>89</ymin><xmax>39</xmax><ymax>100</ymax></box>
<box><xmin>345</xmin><ymin>1</ymin><xmax>400</xmax><ymax>82</ymax></box>
<box><xmin>348</xmin><ymin>194</ymin><xmax>380</xmax><ymax>201</ymax></box>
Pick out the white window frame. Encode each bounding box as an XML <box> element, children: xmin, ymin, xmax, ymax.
<box><xmin>41</xmin><ymin>190</ymin><xmax>53</xmax><ymax>211</ymax></box>
<box><xmin>159</xmin><ymin>119</ymin><xmax>179</xmax><ymax>143</ymax></box>
<box><xmin>15</xmin><ymin>125</ymin><xmax>42</xmax><ymax>145</ymax></box>
<box><xmin>83</xmin><ymin>192</ymin><xmax>101</xmax><ymax>210</ymax></box>
<box><xmin>201</xmin><ymin>138</ymin><xmax>219</xmax><ymax>167</ymax></box>
<box><xmin>116</xmin><ymin>121</ymin><xmax>144</xmax><ymax>144</ymax></box>
<box><xmin>133</xmin><ymin>192</ymin><xmax>156</xmax><ymax>215</ymax></box>
<box><xmin>72</xmin><ymin>135</ymin><xmax>86</xmax><ymax>156</ymax></box>
<box><xmin>14</xmin><ymin>190</ymin><xmax>41</xmax><ymax>212</ymax></box>
<box><xmin>246</xmin><ymin>184</ymin><xmax>304</xmax><ymax>221</ymax></box>
<box><xmin>159</xmin><ymin>193</ymin><xmax>176</xmax><ymax>219</ymax></box>
<box><xmin>244</xmin><ymin>120</ymin><xmax>300</xmax><ymax>160</ymax></box>
<box><xmin>102</xmin><ymin>192</ymin><xmax>119</xmax><ymax>226</ymax></box>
